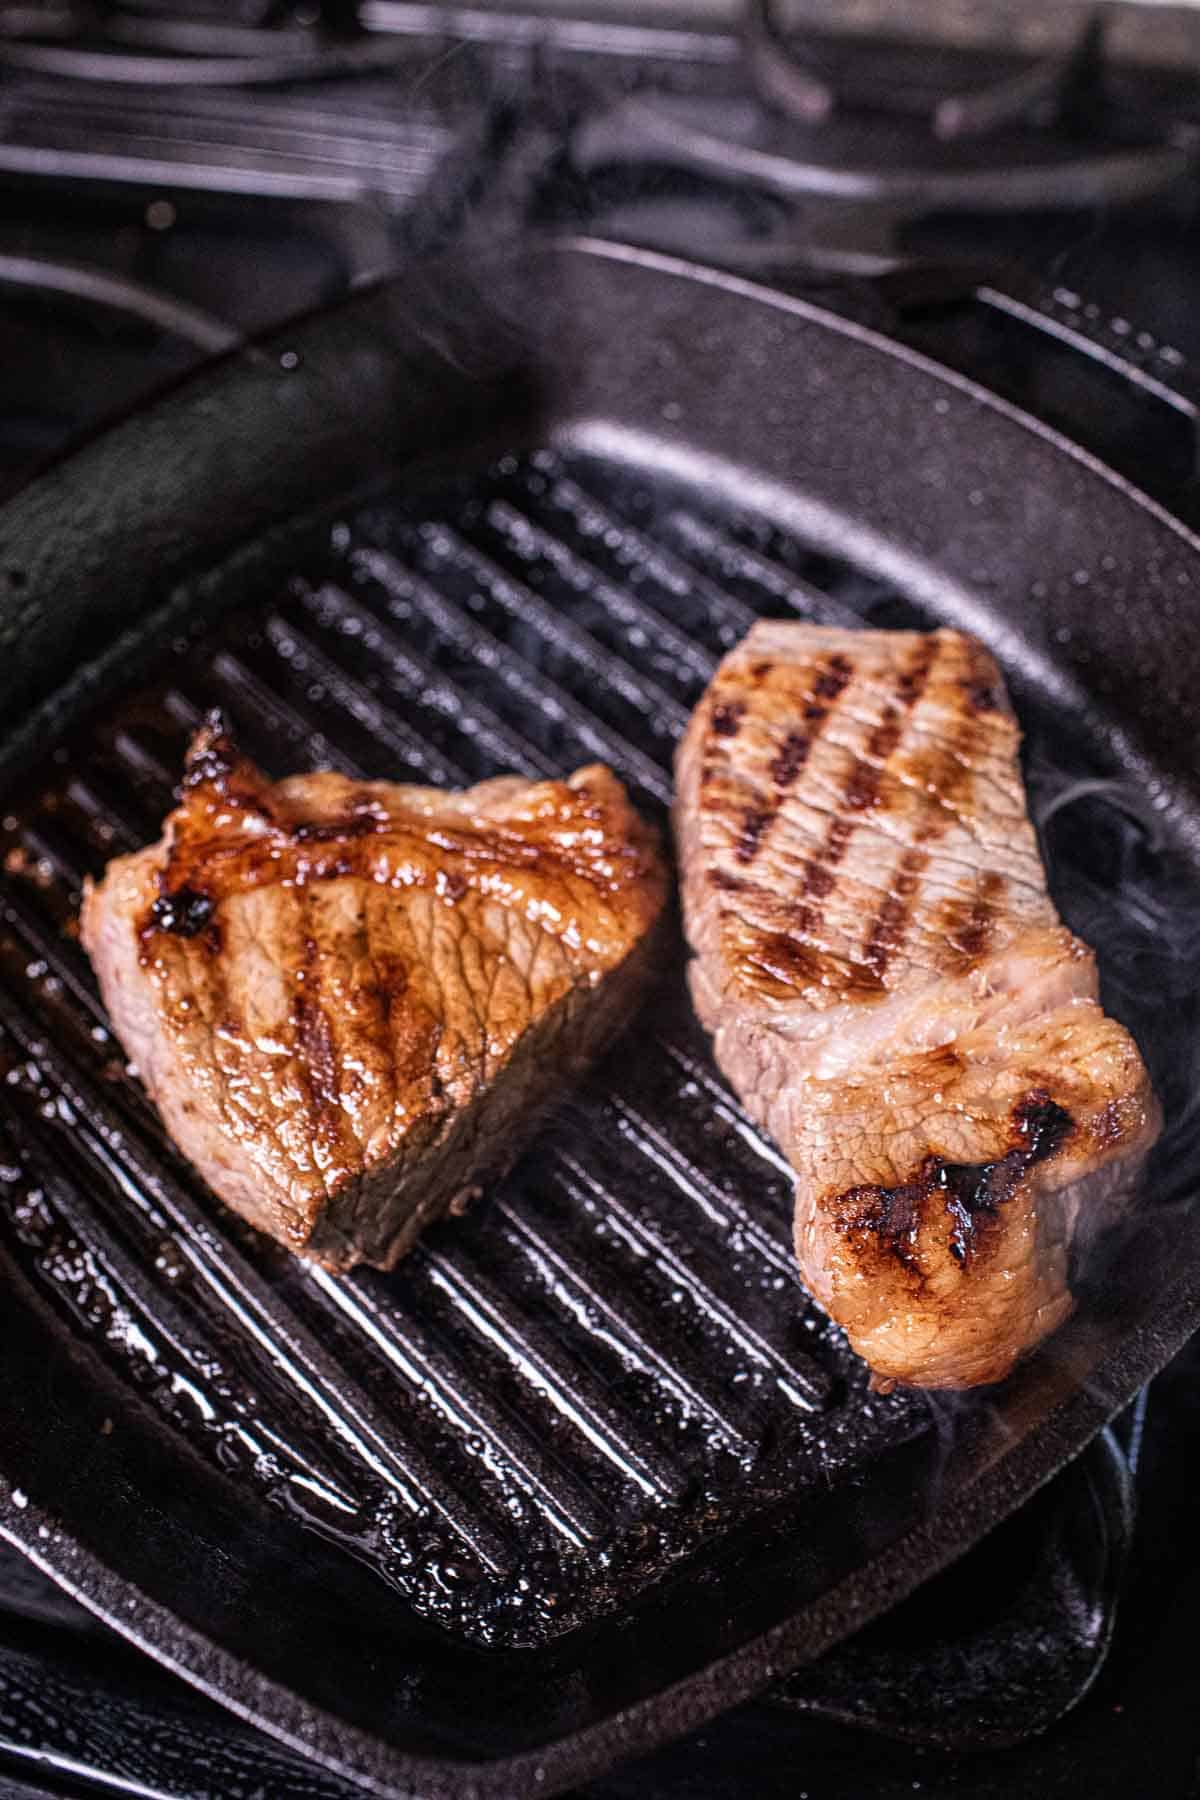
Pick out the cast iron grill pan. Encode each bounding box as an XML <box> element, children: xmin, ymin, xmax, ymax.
<box><xmin>0</xmin><ymin>1424</ymin><xmax>1135</xmax><ymax>1798</ymax></box>
<box><xmin>0</xmin><ymin>242</ymin><xmax>1198</xmax><ymax>1796</ymax></box>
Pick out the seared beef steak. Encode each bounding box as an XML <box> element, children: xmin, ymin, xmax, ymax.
<box><xmin>82</xmin><ymin>716</ymin><xmax>667</xmax><ymax>1270</ymax></box>
<box><xmin>675</xmin><ymin>623</ymin><xmax>1159</xmax><ymax>1389</ymax></box>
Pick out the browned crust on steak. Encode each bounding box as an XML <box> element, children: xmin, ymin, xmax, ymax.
<box><xmin>82</xmin><ymin>714</ymin><xmax>668</xmax><ymax>1269</ymax></box>
<box><xmin>675</xmin><ymin>623</ymin><xmax>1160</xmax><ymax>1389</ymax></box>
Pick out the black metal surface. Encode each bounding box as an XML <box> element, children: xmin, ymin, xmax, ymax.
<box><xmin>0</xmin><ymin>14</ymin><xmax>510</xmax><ymax>503</ymax></box>
<box><xmin>933</xmin><ymin>10</ymin><xmax>1104</xmax><ymax>142</ymax></box>
<box><xmin>0</xmin><ymin>252</ymin><xmax>237</xmax><ymax>351</ymax></box>
<box><xmin>0</xmin><ymin>1426</ymin><xmax>1134</xmax><ymax>1797</ymax></box>
<box><xmin>562</xmin><ymin>19</ymin><xmax>1199</xmax><ymax>256</ymax></box>
<box><xmin>742</xmin><ymin>0</ymin><xmax>833</xmax><ymax>127</ymax></box>
<box><xmin>535</xmin><ymin>0</ymin><xmax>1200</xmax><ymax>422</ymax></box>
<box><xmin>0</xmin><ymin>8</ymin><xmax>468</xmax><ymax>86</ymax></box>
<box><xmin>0</xmin><ymin>240</ymin><xmax>1199</xmax><ymax>1795</ymax></box>
<box><xmin>0</xmin><ymin>70</ymin><xmax>492</xmax><ymax>206</ymax></box>
<box><xmin>570</xmin><ymin>88</ymin><xmax>1195</xmax><ymax>214</ymax></box>
<box><xmin>772</xmin><ymin>1419</ymin><xmax>1135</xmax><ymax>1748</ymax></box>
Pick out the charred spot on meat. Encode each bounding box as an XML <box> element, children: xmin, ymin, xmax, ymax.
<box><xmin>711</xmin><ymin>700</ymin><xmax>745</xmax><ymax>738</ymax></box>
<box><xmin>833</xmin><ymin>1092</ymin><xmax>1076</xmax><ymax>1277</ymax></box>
<box><xmin>150</xmin><ymin>884</ymin><xmax>214</xmax><ymax>938</ymax></box>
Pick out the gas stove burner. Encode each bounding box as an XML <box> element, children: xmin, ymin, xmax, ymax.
<box><xmin>567</xmin><ymin>100</ymin><xmax>1194</xmax><ymax>300</ymax></box>
<box><xmin>578</xmin><ymin>95</ymin><xmax>1193</xmax><ymax>212</ymax></box>
<box><xmin>933</xmin><ymin>9</ymin><xmax>1104</xmax><ymax>142</ymax></box>
<box><xmin>744</xmin><ymin>0</ymin><xmax>1107</xmax><ymax>144</ymax></box>
<box><xmin>0</xmin><ymin>8</ymin><xmax>501</xmax><ymax>292</ymax></box>
<box><xmin>743</xmin><ymin>0</ymin><xmax>833</xmax><ymax>127</ymax></box>
<box><xmin>571</xmin><ymin>1</ymin><xmax>1197</xmax><ymax>250</ymax></box>
<box><xmin>0</xmin><ymin>251</ymin><xmax>236</xmax><ymax>352</ymax></box>
<box><xmin>565</xmin><ymin>8</ymin><xmax>1198</xmax><ymax>290</ymax></box>
<box><xmin>0</xmin><ymin>0</ymin><xmax>421</xmax><ymax>84</ymax></box>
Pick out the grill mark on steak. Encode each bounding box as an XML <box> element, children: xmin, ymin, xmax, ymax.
<box><xmin>733</xmin><ymin>652</ymin><xmax>853</xmax><ymax>865</ymax></box>
<box><xmin>711</xmin><ymin>700</ymin><xmax>745</xmax><ymax>738</ymax></box>
<box><xmin>856</xmin><ymin>647</ymin><xmax>995</xmax><ymax>977</ymax></box>
<box><xmin>896</xmin><ymin>636</ymin><xmax>937</xmax><ymax>708</ymax></box>
<box><xmin>437</xmin><ymin>868</ymin><xmax>469</xmax><ymax>903</ymax></box>
<box><xmin>743</xmin><ymin>928</ymin><xmax>885</xmax><ymax>998</ymax></box>
<box><xmin>843</xmin><ymin>755</ymin><xmax>884</xmax><ymax>813</ymax></box>
<box><xmin>735</xmin><ymin>808</ymin><xmax>774</xmax><ymax>865</ymax></box>
<box><xmin>838</xmin><ymin>640</ymin><xmax>939</xmax><ymax>821</ymax></box>
<box><xmin>862</xmin><ymin>848</ymin><xmax>929</xmax><ymax>980</ymax></box>
<box><xmin>941</xmin><ymin>869</ymin><xmax>1009</xmax><ymax>964</ymax></box>
<box><xmin>711</xmin><ymin>868</ymin><xmax>816</xmax><ymax>937</ymax></box>
<box><xmin>293</xmin><ymin>815</ymin><xmax>385</xmax><ymax>844</ymax></box>
<box><xmin>897</xmin><ymin>718</ymin><xmax>982</xmax><ymax>826</ymax></box>
<box><xmin>294</xmin><ymin>919</ymin><xmax>346</xmax><ymax>1167</ymax></box>
<box><xmin>767</xmin><ymin>678</ymin><xmax>858</xmax><ymax>803</ymax></box>
<box><xmin>942</xmin><ymin>1093</ymin><xmax>1074</xmax><ymax>1264</ymax></box>
<box><xmin>377</xmin><ymin>929</ymin><xmax>400</xmax><ymax>1135</ymax></box>
<box><xmin>961</xmin><ymin>640</ymin><xmax>1008</xmax><ymax>717</ymax></box>
<box><xmin>965</xmin><ymin>680</ymin><xmax>1005</xmax><ymax>715</ymax></box>
<box><xmin>769</xmin><ymin>731</ymin><xmax>816</xmax><ymax>789</ymax></box>
<box><xmin>295</xmin><ymin>989</ymin><xmax>343</xmax><ymax>1156</ymax></box>
<box><xmin>814</xmin><ymin>654</ymin><xmax>854</xmax><ymax>700</ymax></box>
<box><xmin>208</xmin><ymin>931</ymin><xmax>236</xmax><ymax>1052</ymax></box>
<box><xmin>866</xmin><ymin>706</ymin><xmax>905</xmax><ymax>768</ymax></box>
<box><xmin>829</xmin><ymin>1090</ymin><xmax>1074</xmax><ymax>1276</ymax></box>
<box><xmin>803</xmin><ymin>638</ymin><xmax>944</xmax><ymax>949</ymax></box>
<box><xmin>801</xmin><ymin>816</ymin><xmax>854</xmax><ymax>900</ymax></box>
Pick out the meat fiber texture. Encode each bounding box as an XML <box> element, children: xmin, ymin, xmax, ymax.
<box><xmin>675</xmin><ymin>622</ymin><xmax>1160</xmax><ymax>1389</ymax></box>
<box><xmin>82</xmin><ymin>715</ymin><xmax>667</xmax><ymax>1270</ymax></box>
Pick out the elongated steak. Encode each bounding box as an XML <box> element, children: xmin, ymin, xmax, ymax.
<box><xmin>675</xmin><ymin>623</ymin><xmax>1159</xmax><ymax>1389</ymax></box>
<box><xmin>82</xmin><ymin>715</ymin><xmax>667</xmax><ymax>1270</ymax></box>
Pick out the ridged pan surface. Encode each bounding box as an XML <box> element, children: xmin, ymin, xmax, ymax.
<box><xmin>0</xmin><ymin>241</ymin><xmax>1198</xmax><ymax>1797</ymax></box>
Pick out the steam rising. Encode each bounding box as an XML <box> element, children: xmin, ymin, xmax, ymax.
<box><xmin>1027</xmin><ymin>738</ymin><xmax>1200</xmax><ymax>1182</ymax></box>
